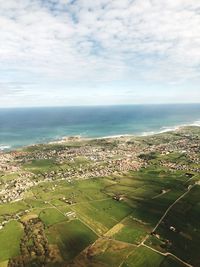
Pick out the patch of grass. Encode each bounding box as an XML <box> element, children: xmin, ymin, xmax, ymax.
<box><xmin>23</xmin><ymin>159</ymin><xmax>59</xmax><ymax>174</ymax></box>
<box><xmin>46</xmin><ymin>220</ymin><xmax>97</xmax><ymax>262</ymax></box>
<box><xmin>154</xmin><ymin>186</ymin><xmax>200</xmax><ymax>267</ymax></box>
<box><xmin>68</xmin><ymin>238</ymin><xmax>134</xmax><ymax>267</ymax></box>
<box><xmin>90</xmin><ymin>239</ymin><xmax>134</xmax><ymax>267</ymax></box>
<box><xmin>161</xmin><ymin>256</ymin><xmax>186</xmax><ymax>267</ymax></box>
<box><xmin>39</xmin><ymin>208</ymin><xmax>67</xmax><ymax>227</ymax></box>
<box><xmin>73</xmin><ymin>198</ymin><xmax>132</xmax><ymax>235</ymax></box>
<box><xmin>122</xmin><ymin>246</ymin><xmax>164</xmax><ymax>267</ymax></box>
<box><xmin>0</xmin><ymin>261</ymin><xmax>9</xmax><ymax>267</ymax></box>
<box><xmin>0</xmin><ymin>201</ymin><xmax>28</xmax><ymax>216</ymax></box>
<box><xmin>0</xmin><ymin>173</ymin><xmax>19</xmax><ymax>182</ymax></box>
<box><xmin>110</xmin><ymin>215</ymin><xmax>150</xmax><ymax>245</ymax></box>
<box><xmin>0</xmin><ymin>221</ymin><xmax>23</xmax><ymax>261</ymax></box>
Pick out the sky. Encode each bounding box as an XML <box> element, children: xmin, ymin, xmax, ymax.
<box><xmin>0</xmin><ymin>0</ymin><xmax>200</xmax><ymax>107</ymax></box>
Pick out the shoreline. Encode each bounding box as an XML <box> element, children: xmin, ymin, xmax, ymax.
<box><xmin>0</xmin><ymin>123</ymin><xmax>200</xmax><ymax>153</ymax></box>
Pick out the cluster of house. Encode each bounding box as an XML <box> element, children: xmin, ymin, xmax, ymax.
<box><xmin>161</xmin><ymin>162</ymin><xmax>200</xmax><ymax>173</ymax></box>
<box><xmin>64</xmin><ymin>211</ymin><xmax>76</xmax><ymax>219</ymax></box>
<box><xmin>0</xmin><ymin>152</ymin><xmax>20</xmax><ymax>172</ymax></box>
<box><xmin>140</xmin><ymin>134</ymin><xmax>200</xmax><ymax>171</ymax></box>
<box><xmin>0</xmin><ymin>173</ymin><xmax>35</xmax><ymax>203</ymax></box>
<box><xmin>37</xmin><ymin>156</ymin><xmax>142</xmax><ymax>182</ymax></box>
<box><xmin>1</xmin><ymin>151</ymin><xmax>193</xmax><ymax>205</ymax></box>
<box><xmin>0</xmin><ymin>131</ymin><xmax>199</xmax><ymax>204</ymax></box>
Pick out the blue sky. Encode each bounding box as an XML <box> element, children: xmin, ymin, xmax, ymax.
<box><xmin>0</xmin><ymin>0</ymin><xmax>200</xmax><ymax>107</ymax></box>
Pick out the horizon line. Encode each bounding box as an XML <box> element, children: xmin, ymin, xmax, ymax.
<box><xmin>0</xmin><ymin>102</ymin><xmax>200</xmax><ymax>109</ymax></box>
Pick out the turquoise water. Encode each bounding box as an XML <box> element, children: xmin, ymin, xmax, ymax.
<box><xmin>0</xmin><ymin>104</ymin><xmax>200</xmax><ymax>150</ymax></box>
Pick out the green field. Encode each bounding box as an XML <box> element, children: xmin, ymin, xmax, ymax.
<box><xmin>152</xmin><ymin>185</ymin><xmax>200</xmax><ymax>266</ymax></box>
<box><xmin>0</xmin><ymin>128</ymin><xmax>199</xmax><ymax>266</ymax></box>
<box><xmin>0</xmin><ymin>221</ymin><xmax>23</xmax><ymax>261</ymax></box>
<box><xmin>0</xmin><ymin>166</ymin><xmax>198</xmax><ymax>266</ymax></box>
<box><xmin>68</xmin><ymin>238</ymin><xmax>135</xmax><ymax>267</ymax></box>
<box><xmin>0</xmin><ymin>201</ymin><xmax>29</xmax><ymax>217</ymax></box>
<box><xmin>72</xmin><ymin>198</ymin><xmax>132</xmax><ymax>235</ymax></box>
<box><xmin>46</xmin><ymin>220</ymin><xmax>97</xmax><ymax>261</ymax></box>
<box><xmin>109</xmin><ymin>215</ymin><xmax>150</xmax><ymax>245</ymax></box>
<box><xmin>122</xmin><ymin>246</ymin><xmax>185</xmax><ymax>267</ymax></box>
<box><xmin>39</xmin><ymin>208</ymin><xmax>67</xmax><ymax>227</ymax></box>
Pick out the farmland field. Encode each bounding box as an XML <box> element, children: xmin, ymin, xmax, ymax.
<box><xmin>0</xmin><ymin>127</ymin><xmax>199</xmax><ymax>267</ymax></box>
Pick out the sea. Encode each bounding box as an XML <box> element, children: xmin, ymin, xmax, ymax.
<box><xmin>0</xmin><ymin>104</ymin><xmax>200</xmax><ymax>151</ymax></box>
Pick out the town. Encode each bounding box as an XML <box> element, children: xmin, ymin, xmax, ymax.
<box><xmin>0</xmin><ymin>126</ymin><xmax>199</xmax><ymax>267</ymax></box>
<box><xmin>0</xmin><ymin>127</ymin><xmax>199</xmax><ymax>204</ymax></box>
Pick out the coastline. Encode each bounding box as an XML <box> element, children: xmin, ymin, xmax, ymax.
<box><xmin>49</xmin><ymin>120</ymin><xmax>200</xmax><ymax>143</ymax></box>
<box><xmin>1</xmin><ymin>122</ymin><xmax>200</xmax><ymax>153</ymax></box>
<box><xmin>0</xmin><ymin>104</ymin><xmax>200</xmax><ymax>152</ymax></box>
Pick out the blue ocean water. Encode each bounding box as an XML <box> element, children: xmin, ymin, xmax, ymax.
<box><xmin>0</xmin><ymin>104</ymin><xmax>200</xmax><ymax>150</ymax></box>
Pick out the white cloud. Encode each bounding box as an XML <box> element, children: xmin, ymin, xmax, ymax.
<box><xmin>0</xmin><ymin>0</ymin><xmax>200</xmax><ymax>106</ymax></box>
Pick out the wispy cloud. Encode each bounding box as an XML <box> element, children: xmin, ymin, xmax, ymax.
<box><xmin>0</xmin><ymin>0</ymin><xmax>200</xmax><ymax>106</ymax></box>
